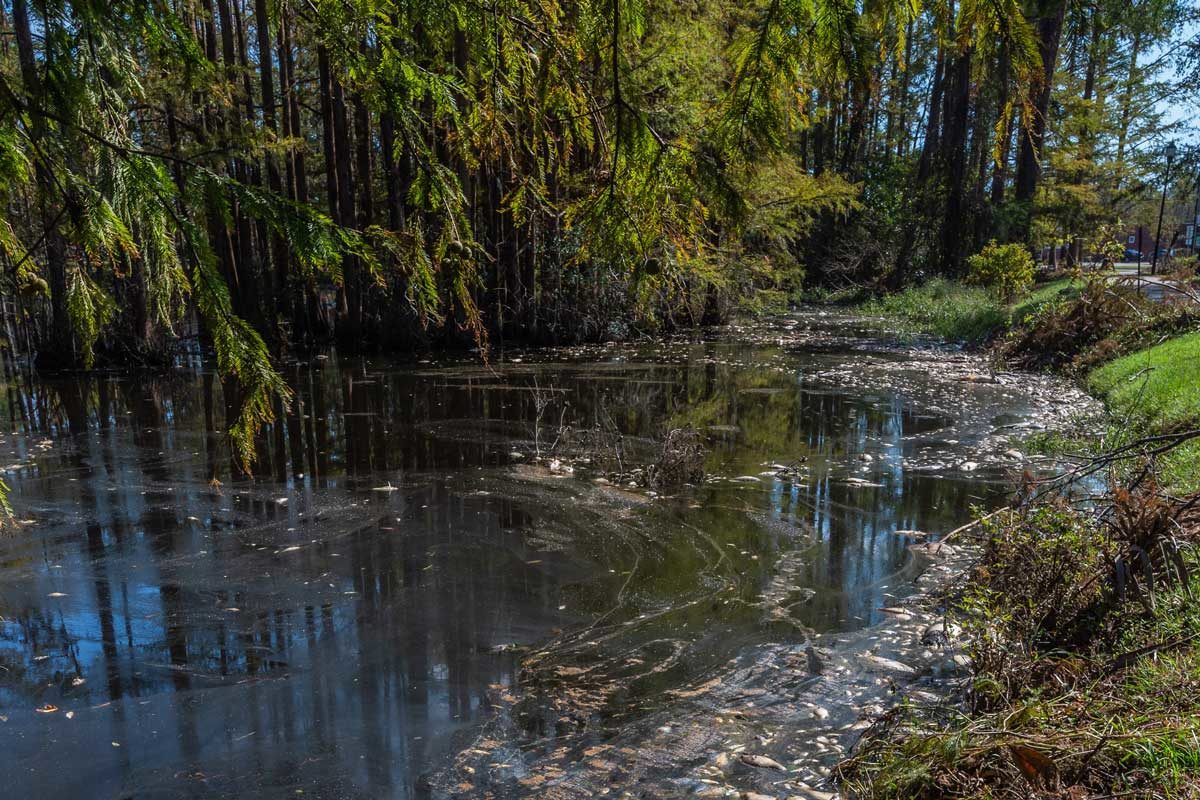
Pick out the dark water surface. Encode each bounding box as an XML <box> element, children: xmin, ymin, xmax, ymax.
<box><xmin>0</xmin><ymin>313</ymin><xmax>1084</xmax><ymax>798</ymax></box>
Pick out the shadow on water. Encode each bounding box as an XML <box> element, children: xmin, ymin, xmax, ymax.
<box><xmin>0</xmin><ymin>311</ymin><xmax>1088</xmax><ymax>798</ymax></box>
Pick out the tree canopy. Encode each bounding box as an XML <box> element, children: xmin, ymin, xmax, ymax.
<box><xmin>0</xmin><ymin>0</ymin><xmax>1195</xmax><ymax>468</ymax></box>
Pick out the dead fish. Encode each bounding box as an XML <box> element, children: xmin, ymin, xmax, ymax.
<box><xmin>859</xmin><ymin>654</ymin><xmax>917</xmax><ymax>675</ymax></box>
<box><xmin>893</xmin><ymin>529</ymin><xmax>928</xmax><ymax>539</ymax></box>
<box><xmin>738</xmin><ymin>753</ymin><xmax>787</xmax><ymax>771</ymax></box>
<box><xmin>920</xmin><ymin>622</ymin><xmax>963</xmax><ymax>646</ymax></box>
<box><xmin>843</xmin><ymin>477</ymin><xmax>883</xmax><ymax>487</ymax></box>
<box><xmin>796</xmin><ymin>789</ymin><xmax>838</xmax><ymax>800</ymax></box>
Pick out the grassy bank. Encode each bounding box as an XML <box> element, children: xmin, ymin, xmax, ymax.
<box><xmin>860</xmin><ymin>277</ymin><xmax>1080</xmax><ymax>343</ymax></box>
<box><xmin>1088</xmin><ymin>333</ymin><xmax>1200</xmax><ymax>494</ymax></box>
<box><xmin>841</xmin><ymin>277</ymin><xmax>1200</xmax><ymax>799</ymax></box>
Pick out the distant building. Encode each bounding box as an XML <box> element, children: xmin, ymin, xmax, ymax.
<box><xmin>1118</xmin><ymin>215</ymin><xmax>1198</xmax><ymax>262</ymax></box>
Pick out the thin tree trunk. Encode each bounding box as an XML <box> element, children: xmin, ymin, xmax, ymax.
<box><xmin>352</xmin><ymin>90</ymin><xmax>372</xmax><ymax>339</ymax></box>
<box><xmin>317</xmin><ymin>45</ymin><xmax>340</xmax><ymax>339</ymax></box>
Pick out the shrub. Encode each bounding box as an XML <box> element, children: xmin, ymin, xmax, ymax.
<box><xmin>966</xmin><ymin>241</ymin><xmax>1036</xmax><ymax>300</ymax></box>
<box><xmin>646</xmin><ymin>427</ymin><xmax>706</xmax><ymax>489</ymax></box>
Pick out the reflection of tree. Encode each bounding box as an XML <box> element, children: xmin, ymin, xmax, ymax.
<box><xmin>0</xmin><ymin>338</ymin><xmax>1021</xmax><ymax>796</ymax></box>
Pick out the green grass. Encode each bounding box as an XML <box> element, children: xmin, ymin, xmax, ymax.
<box><xmin>862</xmin><ymin>277</ymin><xmax>1082</xmax><ymax>344</ymax></box>
<box><xmin>1088</xmin><ymin>332</ymin><xmax>1200</xmax><ymax>492</ymax></box>
<box><xmin>1088</xmin><ymin>332</ymin><xmax>1200</xmax><ymax>430</ymax></box>
<box><xmin>860</xmin><ymin>279</ymin><xmax>1004</xmax><ymax>343</ymax></box>
<box><xmin>1110</xmin><ymin>555</ymin><xmax>1200</xmax><ymax>791</ymax></box>
<box><xmin>1010</xmin><ymin>277</ymin><xmax>1081</xmax><ymax>322</ymax></box>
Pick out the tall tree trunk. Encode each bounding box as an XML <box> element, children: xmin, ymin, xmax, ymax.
<box><xmin>916</xmin><ymin>48</ymin><xmax>946</xmax><ymax>185</ymax></box>
<box><xmin>352</xmin><ymin>91</ymin><xmax>372</xmax><ymax>340</ymax></box>
<box><xmin>379</xmin><ymin>110</ymin><xmax>406</xmax><ymax>231</ymax></box>
<box><xmin>277</xmin><ymin>3</ymin><xmax>318</xmax><ymax>343</ymax></box>
<box><xmin>894</xmin><ymin>19</ymin><xmax>914</xmax><ymax>159</ymax></box>
<box><xmin>212</xmin><ymin>0</ymin><xmax>256</xmax><ymax>318</ymax></box>
<box><xmin>13</xmin><ymin>0</ymin><xmax>74</xmax><ymax>367</ymax></box>
<box><xmin>254</xmin><ymin>0</ymin><xmax>291</xmax><ymax>332</ymax></box>
<box><xmin>1013</xmin><ymin>0</ymin><xmax>1068</xmax><ymax>244</ymax></box>
<box><xmin>1071</xmin><ymin>7</ymin><xmax>1103</xmax><ymax>266</ymax></box>
<box><xmin>939</xmin><ymin>47</ymin><xmax>973</xmax><ymax>275</ymax></box>
<box><xmin>1115</xmin><ymin>29</ymin><xmax>1141</xmax><ymax>180</ymax></box>
<box><xmin>990</xmin><ymin>42</ymin><xmax>1012</xmax><ymax>210</ymax></box>
<box><xmin>891</xmin><ymin>43</ymin><xmax>947</xmax><ymax>287</ymax></box>
<box><xmin>328</xmin><ymin>54</ymin><xmax>358</xmax><ymax>344</ymax></box>
<box><xmin>317</xmin><ymin>45</ymin><xmax>340</xmax><ymax>339</ymax></box>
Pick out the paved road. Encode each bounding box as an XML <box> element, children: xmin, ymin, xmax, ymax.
<box><xmin>1112</xmin><ymin>266</ymin><xmax>1196</xmax><ymax>303</ymax></box>
<box><xmin>1055</xmin><ymin>264</ymin><xmax>1195</xmax><ymax>303</ymax></box>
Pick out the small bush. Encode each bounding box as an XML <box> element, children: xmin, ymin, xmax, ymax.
<box><xmin>966</xmin><ymin>505</ymin><xmax>1108</xmax><ymax>691</ymax></box>
<box><xmin>966</xmin><ymin>241</ymin><xmax>1036</xmax><ymax>300</ymax></box>
<box><xmin>646</xmin><ymin>428</ymin><xmax>706</xmax><ymax>489</ymax></box>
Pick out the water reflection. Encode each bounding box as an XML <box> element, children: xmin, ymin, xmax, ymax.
<box><xmin>0</xmin><ymin>317</ymin><xmax>1049</xmax><ymax>798</ymax></box>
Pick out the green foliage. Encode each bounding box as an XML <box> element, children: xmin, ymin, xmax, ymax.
<box><xmin>183</xmin><ymin>220</ymin><xmax>293</xmax><ymax>471</ymax></box>
<box><xmin>0</xmin><ymin>478</ymin><xmax>11</xmax><ymax>526</ymax></box>
<box><xmin>967</xmin><ymin>507</ymin><xmax>1107</xmax><ymax>676</ymax></box>
<box><xmin>66</xmin><ymin>270</ymin><xmax>118</xmax><ymax>369</ymax></box>
<box><xmin>966</xmin><ymin>241</ymin><xmax>1036</xmax><ymax>300</ymax></box>
<box><xmin>861</xmin><ymin>279</ymin><xmax>1006</xmax><ymax>343</ymax></box>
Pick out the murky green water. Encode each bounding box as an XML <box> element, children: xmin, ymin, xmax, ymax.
<box><xmin>0</xmin><ymin>312</ymin><xmax>1086</xmax><ymax>798</ymax></box>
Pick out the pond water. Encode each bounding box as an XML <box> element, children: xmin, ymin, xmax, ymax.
<box><xmin>0</xmin><ymin>312</ymin><xmax>1087</xmax><ymax>799</ymax></box>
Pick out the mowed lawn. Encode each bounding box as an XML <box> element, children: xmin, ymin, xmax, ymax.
<box><xmin>1088</xmin><ymin>332</ymin><xmax>1200</xmax><ymax>492</ymax></box>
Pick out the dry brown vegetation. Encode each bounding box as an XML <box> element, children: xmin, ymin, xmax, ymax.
<box><xmin>1000</xmin><ymin>277</ymin><xmax>1197</xmax><ymax>374</ymax></box>
<box><xmin>837</xmin><ymin>484</ymin><xmax>1200</xmax><ymax>799</ymax></box>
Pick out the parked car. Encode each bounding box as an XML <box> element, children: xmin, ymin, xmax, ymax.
<box><xmin>1124</xmin><ymin>248</ymin><xmax>1143</xmax><ymax>260</ymax></box>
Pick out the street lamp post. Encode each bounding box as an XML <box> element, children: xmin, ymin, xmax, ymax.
<box><xmin>1192</xmin><ymin>170</ymin><xmax>1200</xmax><ymax>256</ymax></box>
<box><xmin>1137</xmin><ymin>227</ymin><xmax>1143</xmax><ymax>277</ymax></box>
<box><xmin>1151</xmin><ymin>140</ymin><xmax>1177</xmax><ymax>276</ymax></box>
